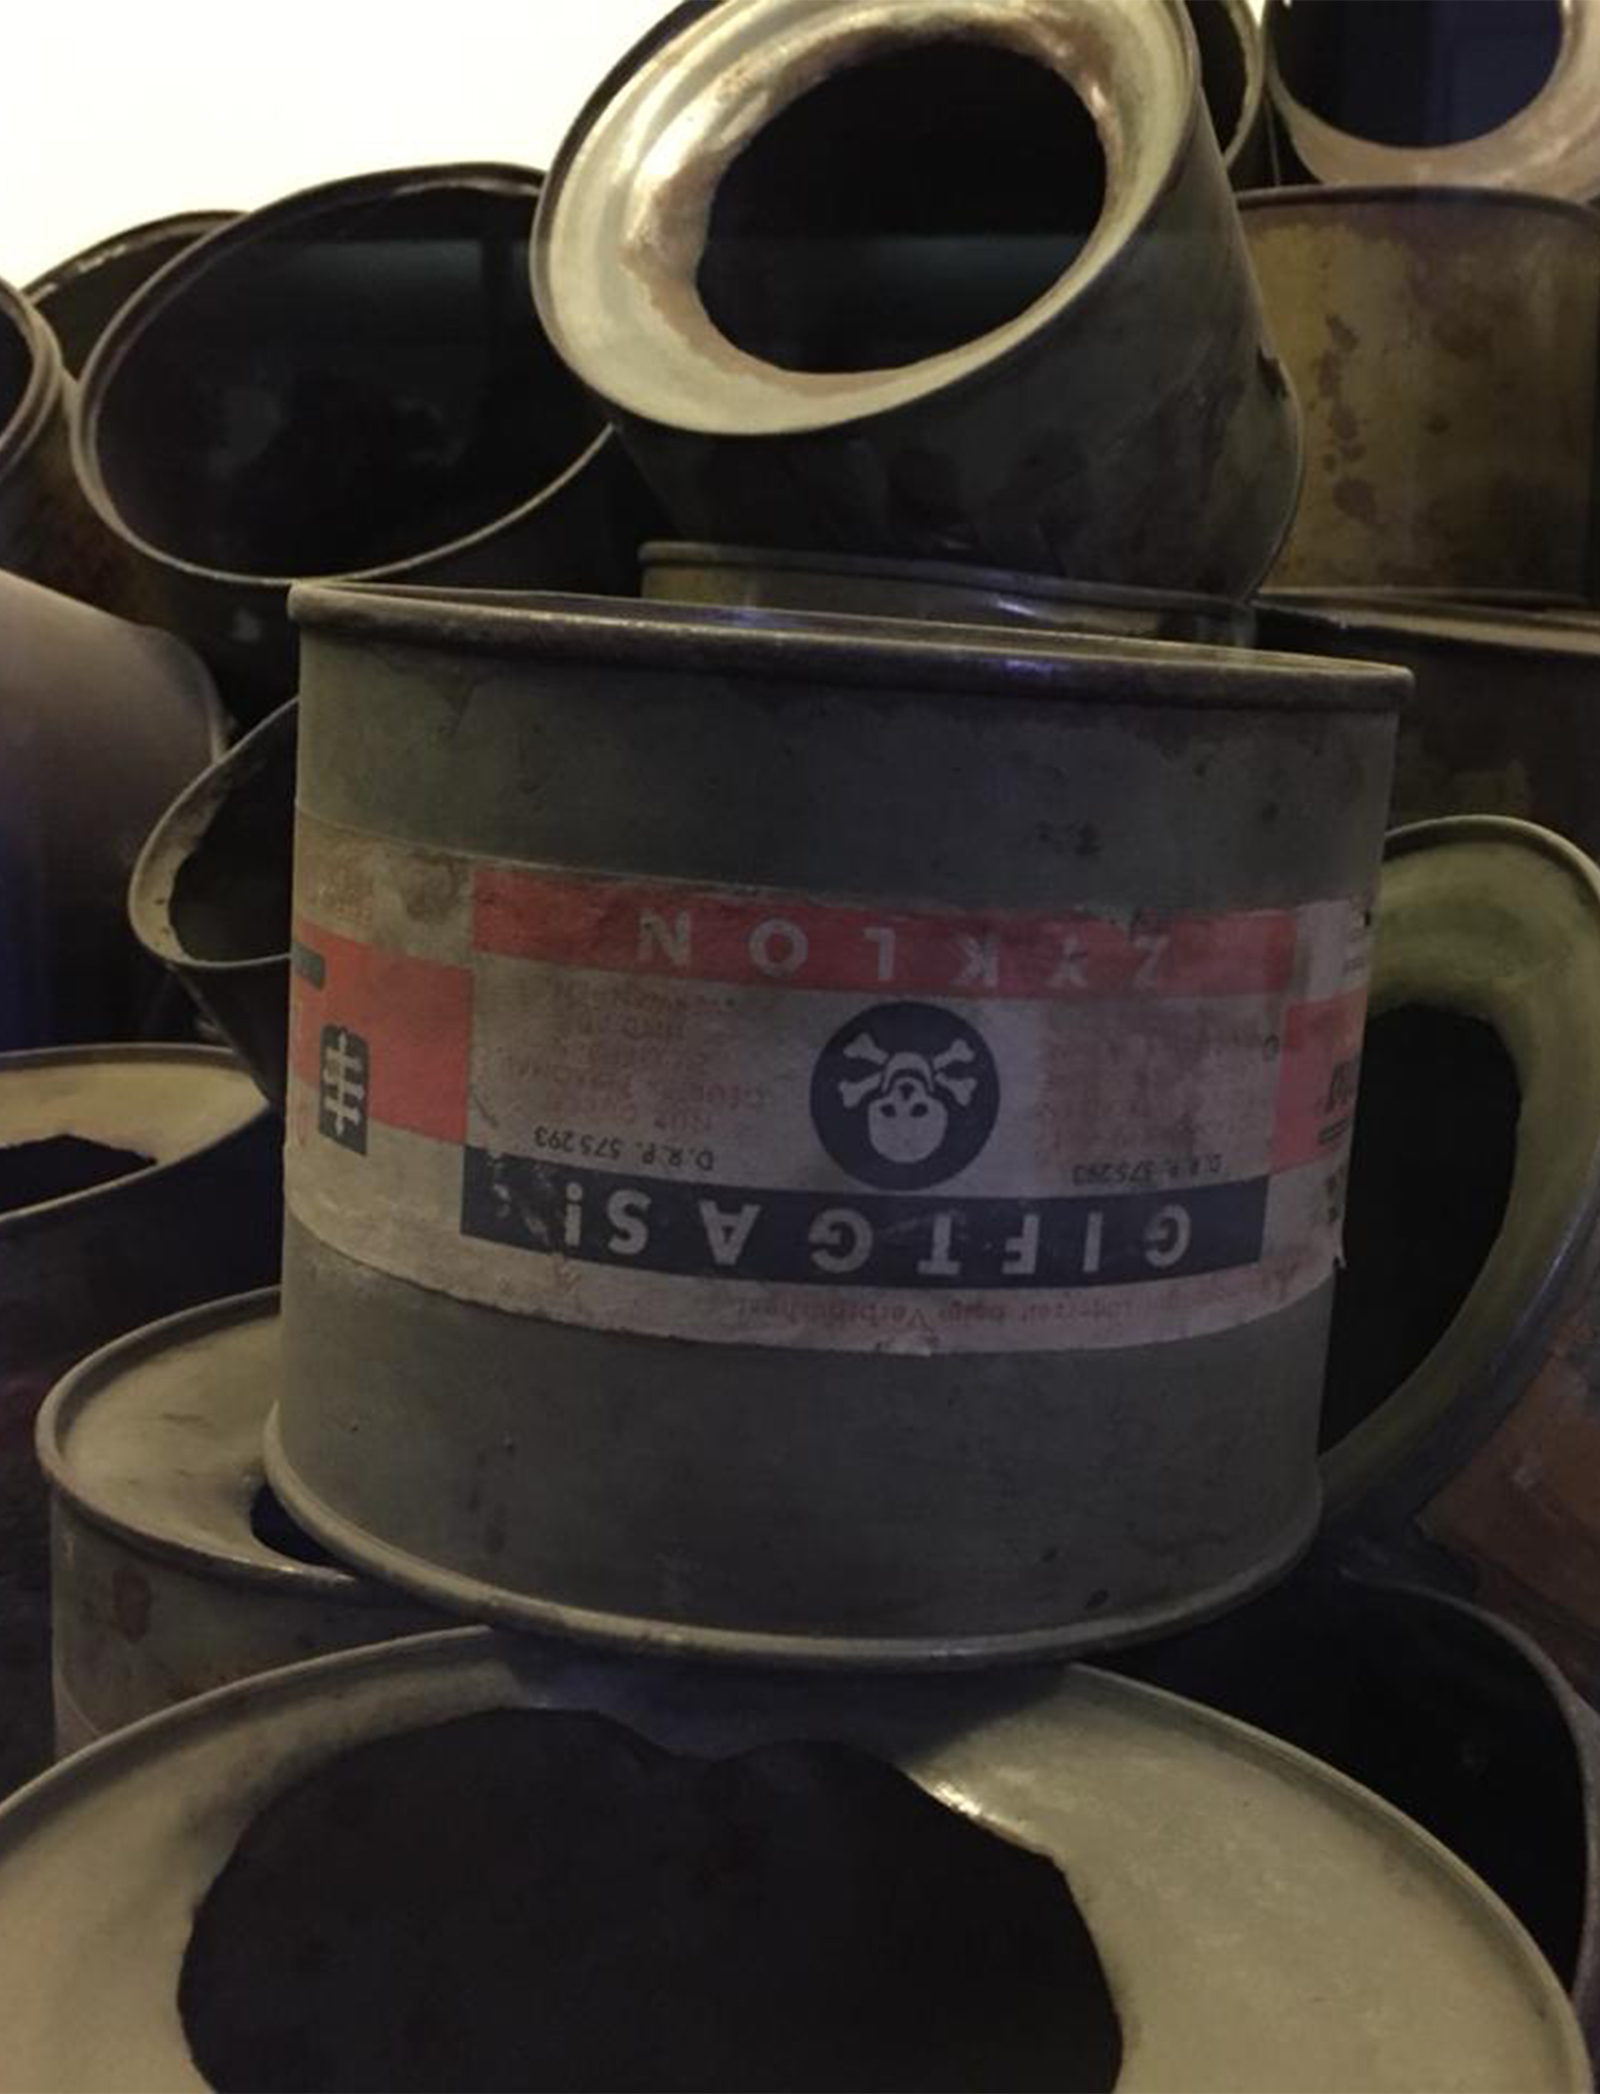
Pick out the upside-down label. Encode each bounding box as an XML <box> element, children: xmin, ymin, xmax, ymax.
<box><xmin>285</xmin><ymin>812</ymin><xmax>1372</xmax><ymax>1355</ymax></box>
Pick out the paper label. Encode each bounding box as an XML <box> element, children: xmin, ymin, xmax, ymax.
<box><xmin>285</xmin><ymin>812</ymin><xmax>1371</xmax><ymax>1354</ymax></box>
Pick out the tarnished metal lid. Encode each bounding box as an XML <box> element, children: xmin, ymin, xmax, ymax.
<box><xmin>36</xmin><ymin>1289</ymin><xmax>400</xmax><ymax>1607</ymax></box>
<box><xmin>0</xmin><ymin>1629</ymin><xmax>1581</xmax><ymax>2093</ymax></box>
<box><xmin>291</xmin><ymin>581</ymin><xmax>1408</xmax><ymax>713</ymax></box>
<box><xmin>0</xmin><ymin>1047</ymin><xmax>267</xmax><ymax>1239</ymax></box>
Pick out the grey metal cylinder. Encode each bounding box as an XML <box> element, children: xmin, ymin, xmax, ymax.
<box><xmin>128</xmin><ymin>699</ymin><xmax>296</xmax><ymax>1107</ymax></box>
<box><xmin>642</xmin><ymin>542</ymin><xmax>1255</xmax><ymax>645</ymax></box>
<box><xmin>0</xmin><ymin>1627</ymin><xmax>1582</xmax><ymax>2094</ymax></box>
<box><xmin>0</xmin><ymin>569</ymin><xmax>225</xmax><ymax>1051</ymax></box>
<box><xmin>1265</xmin><ymin>0</ymin><xmax>1600</xmax><ymax>199</ymax></box>
<box><xmin>534</xmin><ymin>0</ymin><xmax>1302</xmax><ymax>597</ymax></box>
<box><xmin>1242</xmin><ymin>186</ymin><xmax>1600</xmax><ymax>598</ymax></box>
<box><xmin>25</xmin><ymin>212</ymin><xmax>234</xmax><ymax>376</ymax></box>
<box><xmin>72</xmin><ymin>164</ymin><xmax>660</xmax><ymax>724</ymax></box>
<box><xmin>37</xmin><ymin>1289</ymin><xmax>441</xmax><ymax>1756</ymax></box>
<box><xmin>268</xmin><ymin>583</ymin><xmax>1402</xmax><ymax>1667</ymax></box>
<box><xmin>0</xmin><ymin>1045</ymin><xmax>281</xmax><ymax>1794</ymax></box>
<box><xmin>0</xmin><ymin>279</ymin><xmax>121</xmax><ymax>605</ymax></box>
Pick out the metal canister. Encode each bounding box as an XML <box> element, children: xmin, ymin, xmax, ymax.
<box><xmin>1241</xmin><ymin>186</ymin><xmax>1600</xmax><ymax>598</ymax></box>
<box><xmin>0</xmin><ymin>1045</ymin><xmax>280</xmax><ymax>1794</ymax></box>
<box><xmin>1265</xmin><ymin>0</ymin><xmax>1600</xmax><ymax>198</ymax></box>
<box><xmin>1187</xmin><ymin>0</ymin><xmax>1271</xmax><ymax>185</ymax></box>
<box><xmin>269</xmin><ymin>583</ymin><xmax>1402</xmax><ymax>1666</ymax></box>
<box><xmin>128</xmin><ymin>699</ymin><xmax>296</xmax><ymax>1107</ymax></box>
<box><xmin>0</xmin><ymin>569</ymin><xmax>226</xmax><ymax>1050</ymax></box>
<box><xmin>1121</xmin><ymin>1569</ymin><xmax>1600</xmax><ymax>2055</ymax></box>
<box><xmin>72</xmin><ymin>164</ymin><xmax>658</xmax><ymax>722</ymax></box>
<box><xmin>0</xmin><ymin>279</ymin><xmax>101</xmax><ymax>600</ymax></box>
<box><xmin>534</xmin><ymin>0</ymin><xmax>1301</xmax><ymax>597</ymax></box>
<box><xmin>25</xmin><ymin>212</ymin><xmax>234</xmax><ymax>376</ymax></box>
<box><xmin>37</xmin><ymin>1290</ymin><xmax>441</xmax><ymax>1756</ymax></box>
<box><xmin>1316</xmin><ymin>817</ymin><xmax>1600</xmax><ymax>1703</ymax></box>
<box><xmin>642</xmin><ymin>541</ymin><xmax>1255</xmax><ymax>645</ymax></box>
<box><xmin>1255</xmin><ymin>602</ymin><xmax>1600</xmax><ymax>860</ymax></box>
<box><xmin>0</xmin><ymin>1628</ymin><xmax>1581</xmax><ymax>2094</ymax></box>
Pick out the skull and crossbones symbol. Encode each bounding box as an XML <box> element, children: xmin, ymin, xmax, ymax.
<box><xmin>836</xmin><ymin>1028</ymin><xmax>978</xmax><ymax>1165</ymax></box>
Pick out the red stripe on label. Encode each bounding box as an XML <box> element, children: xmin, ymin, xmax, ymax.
<box><xmin>1273</xmin><ymin>988</ymin><xmax>1367</xmax><ymax>1173</ymax></box>
<box><xmin>473</xmin><ymin>871</ymin><xmax>1296</xmax><ymax>1000</ymax></box>
<box><xmin>290</xmin><ymin>920</ymin><xmax>472</xmax><ymax>1142</ymax></box>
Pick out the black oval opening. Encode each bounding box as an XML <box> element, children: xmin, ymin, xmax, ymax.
<box><xmin>39</xmin><ymin>225</ymin><xmax>216</xmax><ymax>377</ymax></box>
<box><xmin>1186</xmin><ymin>0</ymin><xmax>1249</xmax><ymax>154</ymax></box>
<box><xmin>168</xmin><ymin>719</ymin><xmax>296</xmax><ymax>963</ymax></box>
<box><xmin>248</xmin><ymin>1483</ymin><xmax>340</xmax><ymax>1571</ymax></box>
<box><xmin>96</xmin><ymin>184</ymin><xmax>605</xmax><ymax>576</ymax></box>
<box><xmin>1274</xmin><ymin>0</ymin><xmax>1561</xmax><ymax>148</ymax></box>
<box><xmin>0</xmin><ymin>301</ymin><xmax>33</xmax><ymax>434</ymax></box>
<box><xmin>180</xmin><ymin>1709</ymin><xmax>1123</xmax><ymax>2093</ymax></box>
<box><xmin>0</xmin><ymin>1134</ymin><xmax>152</xmax><ymax>1214</ymax></box>
<box><xmin>698</xmin><ymin>40</ymin><xmax>1106</xmax><ymax>374</ymax></box>
<box><xmin>1321</xmin><ymin>1004</ymin><xmax>1520</xmax><ymax>1453</ymax></box>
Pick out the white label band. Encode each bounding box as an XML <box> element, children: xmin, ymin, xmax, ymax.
<box><xmin>285</xmin><ymin>815</ymin><xmax>1371</xmax><ymax>1355</ymax></box>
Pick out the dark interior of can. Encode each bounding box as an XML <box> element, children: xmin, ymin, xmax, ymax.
<box><xmin>0</xmin><ymin>1135</ymin><xmax>153</xmax><ymax>1213</ymax></box>
<box><xmin>247</xmin><ymin>1481</ymin><xmax>341</xmax><ymax>1570</ymax></box>
<box><xmin>1321</xmin><ymin>1005</ymin><xmax>1520</xmax><ymax>1452</ymax></box>
<box><xmin>697</xmin><ymin>41</ymin><xmax>1105</xmax><ymax>374</ymax></box>
<box><xmin>0</xmin><ymin>301</ymin><xmax>33</xmax><ymax>436</ymax></box>
<box><xmin>1116</xmin><ymin>1576</ymin><xmax>1586</xmax><ymax>1986</ymax></box>
<box><xmin>38</xmin><ymin>226</ymin><xmax>211</xmax><ymax>377</ymax></box>
<box><xmin>179</xmin><ymin>1709</ymin><xmax>1122</xmax><ymax>2093</ymax></box>
<box><xmin>1185</xmin><ymin>0</ymin><xmax>1248</xmax><ymax>154</ymax></box>
<box><xmin>92</xmin><ymin>184</ymin><xmax>606</xmax><ymax>576</ymax></box>
<box><xmin>1273</xmin><ymin>0</ymin><xmax>1561</xmax><ymax>147</ymax></box>
<box><xmin>167</xmin><ymin>721</ymin><xmax>295</xmax><ymax>963</ymax></box>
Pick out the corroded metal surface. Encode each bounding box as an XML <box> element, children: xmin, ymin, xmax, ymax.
<box><xmin>0</xmin><ymin>1630</ymin><xmax>1581</xmax><ymax>2094</ymax></box>
<box><xmin>38</xmin><ymin>1290</ymin><xmax>441</xmax><ymax>1753</ymax></box>
<box><xmin>129</xmin><ymin>700</ymin><xmax>295</xmax><ymax>1107</ymax></box>
<box><xmin>267</xmin><ymin>583</ymin><xmax>1399</xmax><ymax>1665</ymax></box>
<box><xmin>535</xmin><ymin>0</ymin><xmax>1301</xmax><ymax>595</ymax></box>
<box><xmin>1313</xmin><ymin>818</ymin><xmax>1600</xmax><ymax>1708</ymax></box>
<box><xmin>1243</xmin><ymin>186</ymin><xmax>1600</xmax><ymax>596</ymax></box>
<box><xmin>26</xmin><ymin>213</ymin><xmax>234</xmax><ymax>376</ymax></box>
<box><xmin>642</xmin><ymin>541</ymin><xmax>1255</xmax><ymax>643</ymax></box>
<box><xmin>1265</xmin><ymin>0</ymin><xmax>1600</xmax><ymax>198</ymax></box>
<box><xmin>72</xmin><ymin>165</ymin><xmax>658</xmax><ymax>723</ymax></box>
<box><xmin>0</xmin><ymin>1048</ymin><xmax>280</xmax><ymax>1796</ymax></box>
<box><xmin>0</xmin><ymin>569</ymin><xmax>226</xmax><ymax>1050</ymax></box>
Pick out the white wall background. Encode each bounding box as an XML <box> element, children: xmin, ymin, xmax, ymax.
<box><xmin>0</xmin><ymin>1</ymin><xmax>672</xmax><ymax>286</ymax></box>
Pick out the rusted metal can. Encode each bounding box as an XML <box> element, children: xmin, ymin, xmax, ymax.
<box><xmin>1121</xmin><ymin>1568</ymin><xmax>1600</xmax><ymax>2057</ymax></box>
<box><xmin>37</xmin><ymin>1289</ymin><xmax>441</xmax><ymax>1756</ymax></box>
<box><xmin>534</xmin><ymin>0</ymin><xmax>1302</xmax><ymax>597</ymax></box>
<box><xmin>25</xmin><ymin>212</ymin><xmax>234</xmax><ymax>376</ymax></box>
<box><xmin>128</xmin><ymin>699</ymin><xmax>296</xmax><ymax>1108</ymax></box>
<box><xmin>269</xmin><ymin>582</ymin><xmax>1402</xmax><ymax>1667</ymax></box>
<box><xmin>0</xmin><ymin>1627</ymin><xmax>1581</xmax><ymax>2094</ymax></box>
<box><xmin>73</xmin><ymin>165</ymin><xmax>659</xmax><ymax>723</ymax></box>
<box><xmin>0</xmin><ymin>569</ymin><xmax>225</xmax><ymax>1050</ymax></box>
<box><xmin>1312</xmin><ymin>816</ymin><xmax>1600</xmax><ymax>1704</ymax></box>
<box><xmin>1257</xmin><ymin>601</ymin><xmax>1600</xmax><ymax>860</ymax></box>
<box><xmin>1187</xmin><ymin>0</ymin><xmax>1272</xmax><ymax>185</ymax></box>
<box><xmin>642</xmin><ymin>541</ymin><xmax>1255</xmax><ymax>645</ymax></box>
<box><xmin>0</xmin><ymin>1046</ymin><xmax>280</xmax><ymax>1794</ymax></box>
<box><xmin>1265</xmin><ymin>0</ymin><xmax>1600</xmax><ymax>199</ymax></box>
<box><xmin>1241</xmin><ymin>186</ymin><xmax>1600</xmax><ymax>598</ymax></box>
<box><xmin>0</xmin><ymin>279</ymin><xmax>118</xmax><ymax>603</ymax></box>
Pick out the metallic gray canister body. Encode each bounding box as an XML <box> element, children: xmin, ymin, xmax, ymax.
<box><xmin>25</xmin><ymin>213</ymin><xmax>234</xmax><ymax>376</ymax></box>
<box><xmin>269</xmin><ymin>584</ymin><xmax>1402</xmax><ymax>1667</ymax></box>
<box><xmin>72</xmin><ymin>165</ymin><xmax>658</xmax><ymax>723</ymax></box>
<box><xmin>534</xmin><ymin>0</ymin><xmax>1301</xmax><ymax>597</ymax></box>
<box><xmin>0</xmin><ymin>1628</ymin><xmax>1582</xmax><ymax>2094</ymax></box>
<box><xmin>1242</xmin><ymin>187</ymin><xmax>1600</xmax><ymax>598</ymax></box>
<box><xmin>38</xmin><ymin>1291</ymin><xmax>441</xmax><ymax>1755</ymax></box>
<box><xmin>0</xmin><ymin>569</ymin><xmax>225</xmax><ymax>1051</ymax></box>
<box><xmin>642</xmin><ymin>541</ymin><xmax>1255</xmax><ymax>644</ymax></box>
<box><xmin>128</xmin><ymin>699</ymin><xmax>296</xmax><ymax>1107</ymax></box>
<box><xmin>0</xmin><ymin>280</ymin><xmax>120</xmax><ymax>604</ymax></box>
